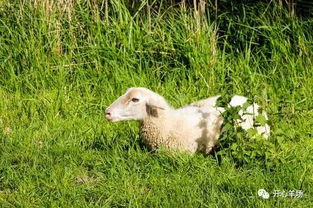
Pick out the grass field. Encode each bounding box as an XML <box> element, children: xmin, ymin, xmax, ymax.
<box><xmin>0</xmin><ymin>1</ymin><xmax>312</xmax><ymax>207</ymax></box>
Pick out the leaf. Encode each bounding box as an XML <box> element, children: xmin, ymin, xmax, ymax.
<box><xmin>247</xmin><ymin>128</ymin><xmax>258</xmax><ymax>137</ymax></box>
<box><xmin>242</xmin><ymin>101</ymin><xmax>250</xmax><ymax>111</ymax></box>
<box><xmin>255</xmin><ymin>114</ymin><xmax>267</xmax><ymax>126</ymax></box>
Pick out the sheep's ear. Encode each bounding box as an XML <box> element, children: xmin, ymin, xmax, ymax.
<box><xmin>145</xmin><ymin>98</ymin><xmax>165</xmax><ymax>117</ymax></box>
<box><xmin>146</xmin><ymin>98</ymin><xmax>165</xmax><ymax>110</ymax></box>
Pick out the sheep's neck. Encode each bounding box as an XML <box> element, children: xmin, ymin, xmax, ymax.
<box><xmin>140</xmin><ymin>115</ymin><xmax>170</xmax><ymax>149</ymax></box>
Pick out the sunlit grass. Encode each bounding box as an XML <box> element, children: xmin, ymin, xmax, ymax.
<box><xmin>0</xmin><ymin>1</ymin><xmax>312</xmax><ymax>207</ymax></box>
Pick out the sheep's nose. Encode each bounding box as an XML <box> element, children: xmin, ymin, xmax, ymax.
<box><xmin>105</xmin><ymin>109</ymin><xmax>112</xmax><ymax>120</ymax></box>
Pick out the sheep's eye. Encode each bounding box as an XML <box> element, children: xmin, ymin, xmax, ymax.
<box><xmin>131</xmin><ymin>98</ymin><xmax>140</xmax><ymax>103</ymax></box>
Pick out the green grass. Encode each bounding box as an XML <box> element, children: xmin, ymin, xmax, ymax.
<box><xmin>0</xmin><ymin>0</ymin><xmax>312</xmax><ymax>207</ymax></box>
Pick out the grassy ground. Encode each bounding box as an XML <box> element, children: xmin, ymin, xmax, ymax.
<box><xmin>0</xmin><ymin>1</ymin><xmax>312</xmax><ymax>207</ymax></box>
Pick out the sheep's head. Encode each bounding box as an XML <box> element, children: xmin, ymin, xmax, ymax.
<box><xmin>105</xmin><ymin>87</ymin><xmax>170</xmax><ymax>122</ymax></box>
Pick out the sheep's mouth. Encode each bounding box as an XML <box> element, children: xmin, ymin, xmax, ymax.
<box><xmin>105</xmin><ymin>116</ymin><xmax>118</xmax><ymax>122</ymax></box>
<box><xmin>106</xmin><ymin>117</ymin><xmax>119</xmax><ymax>122</ymax></box>
<box><xmin>105</xmin><ymin>114</ymin><xmax>117</xmax><ymax>122</ymax></box>
<box><xmin>105</xmin><ymin>111</ymin><xmax>121</xmax><ymax>122</ymax></box>
<box><xmin>105</xmin><ymin>114</ymin><xmax>129</xmax><ymax>122</ymax></box>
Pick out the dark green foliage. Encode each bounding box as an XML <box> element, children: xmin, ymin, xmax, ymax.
<box><xmin>216</xmin><ymin>95</ymin><xmax>279</xmax><ymax>169</ymax></box>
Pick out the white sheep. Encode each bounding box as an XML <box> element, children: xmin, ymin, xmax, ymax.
<box><xmin>105</xmin><ymin>87</ymin><xmax>270</xmax><ymax>154</ymax></box>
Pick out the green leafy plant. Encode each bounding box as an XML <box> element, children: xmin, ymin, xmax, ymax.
<box><xmin>215</xmin><ymin>94</ymin><xmax>280</xmax><ymax>169</ymax></box>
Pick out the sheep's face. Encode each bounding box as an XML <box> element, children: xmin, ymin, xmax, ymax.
<box><xmin>105</xmin><ymin>88</ymin><xmax>165</xmax><ymax>122</ymax></box>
